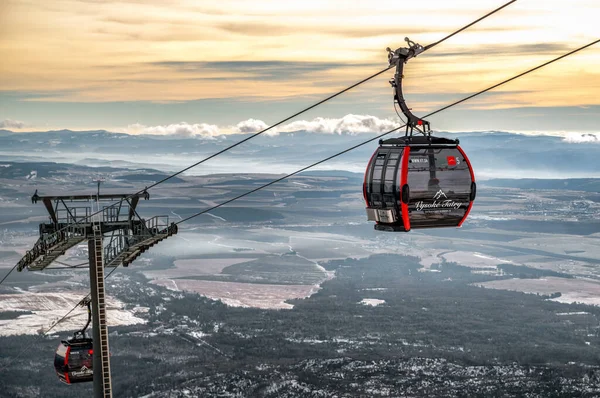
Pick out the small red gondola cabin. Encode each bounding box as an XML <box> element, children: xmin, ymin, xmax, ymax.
<box><xmin>53</xmin><ymin>298</ymin><xmax>94</xmax><ymax>384</ymax></box>
<box><xmin>54</xmin><ymin>337</ymin><xmax>94</xmax><ymax>384</ymax></box>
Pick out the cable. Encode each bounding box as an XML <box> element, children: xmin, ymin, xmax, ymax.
<box><xmin>0</xmin><ymin>264</ymin><xmax>17</xmax><ymax>286</ymax></box>
<box><xmin>3</xmin><ymin>0</ymin><xmax>516</xmax><ymax>284</ymax></box>
<box><xmin>424</xmin><ymin>0</ymin><xmax>517</xmax><ymax>51</ymax></box>
<box><xmin>175</xmin><ymin>38</ymin><xmax>600</xmax><ymax>225</ymax></box>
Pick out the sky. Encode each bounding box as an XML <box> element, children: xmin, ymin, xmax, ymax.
<box><xmin>0</xmin><ymin>0</ymin><xmax>599</xmax><ymax>135</ymax></box>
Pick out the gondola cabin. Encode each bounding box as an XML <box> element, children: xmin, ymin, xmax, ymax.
<box><xmin>364</xmin><ymin>136</ymin><xmax>476</xmax><ymax>232</ymax></box>
<box><xmin>54</xmin><ymin>337</ymin><xmax>94</xmax><ymax>384</ymax></box>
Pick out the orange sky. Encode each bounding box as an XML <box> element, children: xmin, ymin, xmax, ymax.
<box><xmin>0</xmin><ymin>0</ymin><xmax>598</xmax><ymax>132</ymax></box>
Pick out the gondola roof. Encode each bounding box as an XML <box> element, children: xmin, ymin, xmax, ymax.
<box><xmin>380</xmin><ymin>136</ymin><xmax>459</xmax><ymax>147</ymax></box>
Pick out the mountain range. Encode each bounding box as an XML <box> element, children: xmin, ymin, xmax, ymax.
<box><xmin>0</xmin><ymin>129</ymin><xmax>599</xmax><ymax>180</ymax></box>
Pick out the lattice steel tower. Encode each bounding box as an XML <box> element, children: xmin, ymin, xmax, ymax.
<box><xmin>16</xmin><ymin>190</ymin><xmax>177</xmax><ymax>398</ymax></box>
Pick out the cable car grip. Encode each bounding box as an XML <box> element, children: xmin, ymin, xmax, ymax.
<box><xmin>72</xmin><ymin>298</ymin><xmax>92</xmax><ymax>340</ymax></box>
<box><xmin>387</xmin><ymin>38</ymin><xmax>430</xmax><ymax>137</ymax></box>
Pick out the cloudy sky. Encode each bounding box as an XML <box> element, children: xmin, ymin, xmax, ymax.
<box><xmin>0</xmin><ymin>0</ymin><xmax>599</xmax><ymax>135</ymax></box>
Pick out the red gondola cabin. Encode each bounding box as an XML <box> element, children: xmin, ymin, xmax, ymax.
<box><xmin>54</xmin><ymin>337</ymin><xmax>94</xmax><ymax>384</ymax></box>
<box><xmin>364</xmin><ymin>136</ymin><xmax>476</xmax><ymax>232</ymax></box>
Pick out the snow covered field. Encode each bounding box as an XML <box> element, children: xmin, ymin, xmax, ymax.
<box><xmin>475</xmin><ymin>277</ymin><xmax>600</xmax><ymax>306</ymax></box>
<box><xmin>0</xmin><ymin>290</ymin><xmax>145</xmax><ymax>336</ymax></box>
<box><xmin>151</xmin><ymin>278</ymin><xmax>319</xmax><ymax>309</ymax></box>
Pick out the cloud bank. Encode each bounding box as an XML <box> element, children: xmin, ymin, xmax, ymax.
<box><xmin>0</xmin><ymin>119</ymin><xmax>26</xmax><ymax>129</ymax></box>
<box><xmin>119</xmin><ymin>116</ymin><xmax>599</xmax><ymax>143</ymax></box>
<box><xmin>122</xmin><ymin>114</ymin><xmax>400</xmax><ymax>138</ymax></box>
<box><xmin>234</xmin><ymin>118</ymin><xmax>269</xmax><ymax>134</ymax></box>
<box><xmin>123</xmin><ymin>122</ymin><xmax>221</xmax><ymax>138</ymax></box>
<box><xmin>277</xmin><ymin>114</ymin><xmax>398</xmax><ymax>135</ymax></box>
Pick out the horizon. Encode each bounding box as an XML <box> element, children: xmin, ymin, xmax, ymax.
<box><xmin>1</xmin><ymin>124</ymin><xmax>599</xmax><ymax>180</ymax></box>
<box><xmin>1</xmin><ymin>119</ymin><xmax>599</xmax><ymax>143</ymax></box>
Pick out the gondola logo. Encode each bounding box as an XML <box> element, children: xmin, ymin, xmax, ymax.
<box><xmin>71</xmin><ymin>366</ymin><xmax>93</xmax><ymax>377</ymax></box>
<box><xmin>414</xmin><ymin>189</ymin><xmax>464</xmax><ymax>211</ymax></box>
<box><xmin>433</xmin><ymin>190</ymin><xmax>447</xmax><ymax>200</ymax></box>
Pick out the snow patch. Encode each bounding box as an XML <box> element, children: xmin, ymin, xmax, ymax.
<box><xmin>556</xmin><ymin>311</ymin><xmax>589</xmax><ymax>316</ymax></box>
<box><xmin>360</xmin><ymin>298</ymin><xmax>385</xmax><ymax>307</ymax></box>
<box><xmin>563</xmin><ymin>132</ymin><xmax>600</xmax><ymax>143</ymax></box>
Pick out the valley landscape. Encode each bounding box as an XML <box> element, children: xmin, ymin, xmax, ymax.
<box><xmin>0</xmin><ymin>129</ymin><xmax>600</xmax><ymax>396</ymax></box>
<box><xmin>2</xmin><ymin>0</ymin><xmax>599</xmax><ymax>395</ymax></box>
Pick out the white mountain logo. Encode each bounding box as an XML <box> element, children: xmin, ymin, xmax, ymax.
<box><xmin>415</xmin><ymin>189</ymin><xmax>463</xmax><ymax>212</ymax></box>
<box><xmin>433</xmin><ymin>189</ymin><xmax>447</xmax><ymax>200</ymax></box>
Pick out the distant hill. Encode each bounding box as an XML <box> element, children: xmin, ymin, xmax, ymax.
<box><xmin>1</xmin><ymin>129</ymin><xmax>599</xmax><ymax>179</ymax></box>
<box><xmin>0</xmin><ymin>161</ymin><xmax>184</xmax><ymax>183</ymax></box>
<box><xmin>483</xmin><ymin>178</ymin><xmax>600</xmax><ymax>192</ymax></box>
<box><xmin>298</xmin><ymin>170</ymin><xmax>363</xmax><ymax>179</ymax></box>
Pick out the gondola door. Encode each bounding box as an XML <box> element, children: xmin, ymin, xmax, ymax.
<box><xmin>364</xmin><ymin>148</ymin><xmax>405</xmax><ymax>230</ymax></box>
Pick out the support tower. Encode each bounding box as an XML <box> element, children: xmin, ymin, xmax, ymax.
<box><xmin>16</xmin><ymin>191</ymin><xmax>177</xmax><ymax>398</ymax></box>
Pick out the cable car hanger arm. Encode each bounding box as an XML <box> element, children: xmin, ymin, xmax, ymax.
<box><xmin>73</xmin><ymin>297</ymin><xmax>92</xmax><ymax>340</ymax></box>
<box><xmin>387</xmin><ymin>39</ymin><xmax>428</xmax><ymax>131</ymax></box>
<box><xmin>386</xmin><ymin>0</ymin><xmax>517</xmax><ymax>133</ymax></box>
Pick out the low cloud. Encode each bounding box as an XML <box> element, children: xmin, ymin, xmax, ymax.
<box><xmin>277</xmin><ymin>114</ymin><xmax>398</xmax><ymax>135</ymax></box>
<box><xmin>234</xmin><ymin>118</ymin><xmax>269</xmax><ymax>134</ymax></box>
<box><xmin>121</xmin><ymin>115</ymin><xmax>399</xmax><ymax>138</ymax></box>
<box><xmin>563</xmin><ymin>132</ymin><xmax>600</xmax><ymax>143</ymax></box>
<box><xmin>0</xmin><ymin>119</ymin><xmax>26</xmax><ymax>129</ymax></box>
<box><xmin>123</xmin><ymin>122</ymin><xmax>221</xmax><ymax>138</ymax></box>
